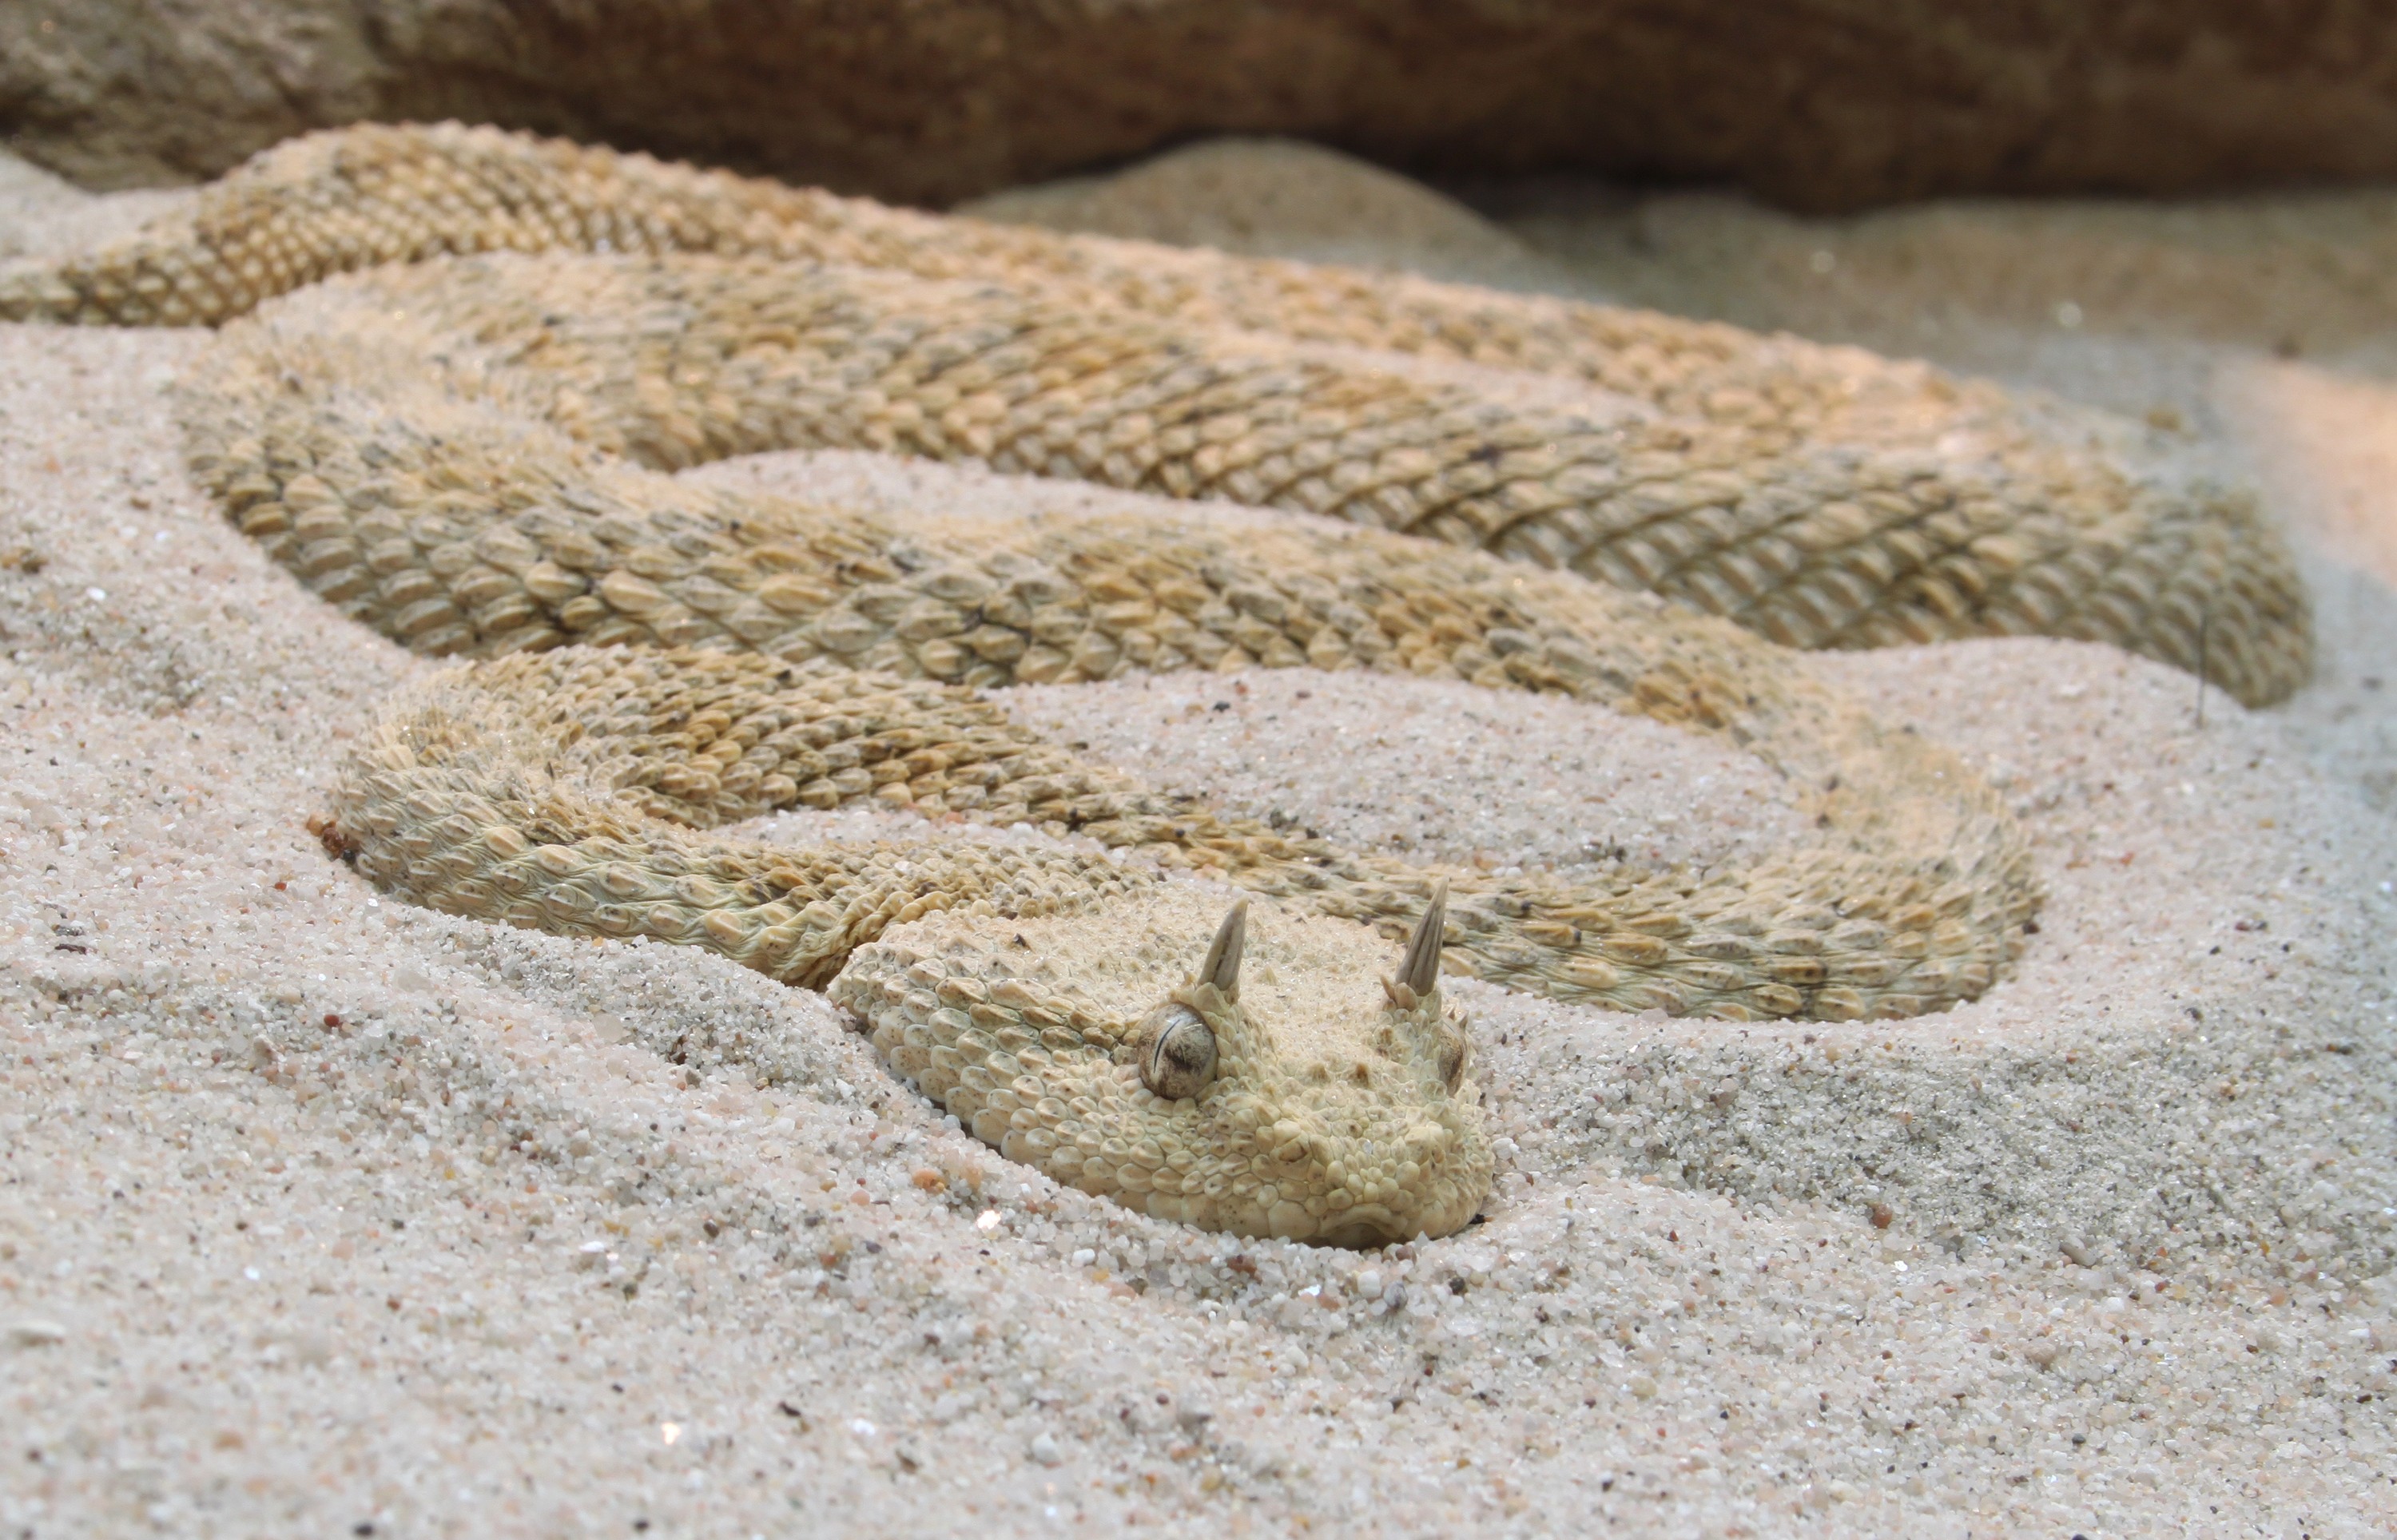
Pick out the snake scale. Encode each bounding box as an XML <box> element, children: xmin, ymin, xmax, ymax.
<box><xmin>0</xmin><ymin>123</ymin><xmax>2310</xmax><ymax>1244</ymax></box>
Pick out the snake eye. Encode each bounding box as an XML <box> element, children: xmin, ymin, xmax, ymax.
<box><xmin>1133</xmin><ymin>899</ymin><xmax>1246</xmax><ymax>1100</ymax></box>
<box><xmin>1434</xmin><ymin>1017</ymin><xmax>1470</xmax><ymax>1093</ymax></box>
<box><xmin>1136</xmin><ymin>1002</ymin><xmax>1217</xmax><ymax>1101</ymax></box>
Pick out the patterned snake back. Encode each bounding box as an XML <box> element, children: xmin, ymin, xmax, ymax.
<box><xmin>0</xmin><ymin>122</ymin><xmax>2297</xmax><ymax>1240</ymax></box>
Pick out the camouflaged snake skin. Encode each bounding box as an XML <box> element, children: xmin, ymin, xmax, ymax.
<box><xmin>0</xmin><ymin>123</ymin><xmax>2151</xmax><ymax>1240</ymax></box>
<box><xmin>0</xmin><ymin>120</ymin><xmax>2312</xmax><ymax>706</ymax></box>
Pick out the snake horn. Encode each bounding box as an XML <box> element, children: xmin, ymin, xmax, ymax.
<box><xmin>1199</xmin><ymin>899</ymin><xmax>1248</xmax><ymax>1002</ymax></box>
<box><xmin>1399</xmin><ymin>880</ymin><xmax>1449</xmax><ymax>998</ymax></box>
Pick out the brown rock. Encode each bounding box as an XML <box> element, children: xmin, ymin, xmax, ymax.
<box><xmin>6</xmin><ymin>2</ymin><xmax>2397</xmax><ymax>208</ymax></box>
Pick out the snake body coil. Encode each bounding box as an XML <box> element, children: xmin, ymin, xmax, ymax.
<box><xmin>2</xmin><ymin>124</ymin><xmax>2309</xmax><ymax>1240</ymax></box>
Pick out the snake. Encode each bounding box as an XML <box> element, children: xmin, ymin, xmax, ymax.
<box><xmin>0</xmin><ymin>121</ymin><xmax>2309</xmax><ymax>1244</ymax></box>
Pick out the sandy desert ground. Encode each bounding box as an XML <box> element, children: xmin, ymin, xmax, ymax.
<box><xmin>2</xmin><ymin>138</ymin><xmax>2394</xmax><ymax>1537</ymax></box>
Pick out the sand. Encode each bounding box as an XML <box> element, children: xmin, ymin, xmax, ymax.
<box><xmin>3</xmin><ymin>140</ymin><xmax>2395</xmax><ymax>1538</ymax></box>
<box><xmin>959</xmin><ymin>138</ymin><xmax>1577</xmax><ymax>295</ymax></box>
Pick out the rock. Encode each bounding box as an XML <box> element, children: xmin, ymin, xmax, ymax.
<box><xmin>8</xmin><ymin>2</ymin><xmax>2397</xmax><ymax>209</ymax></box>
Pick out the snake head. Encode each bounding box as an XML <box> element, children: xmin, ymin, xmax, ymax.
<box><xmin>832</xmin><ymin>882</ymin><xmax>1493</xmax><ymax>1247</ymax></box>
